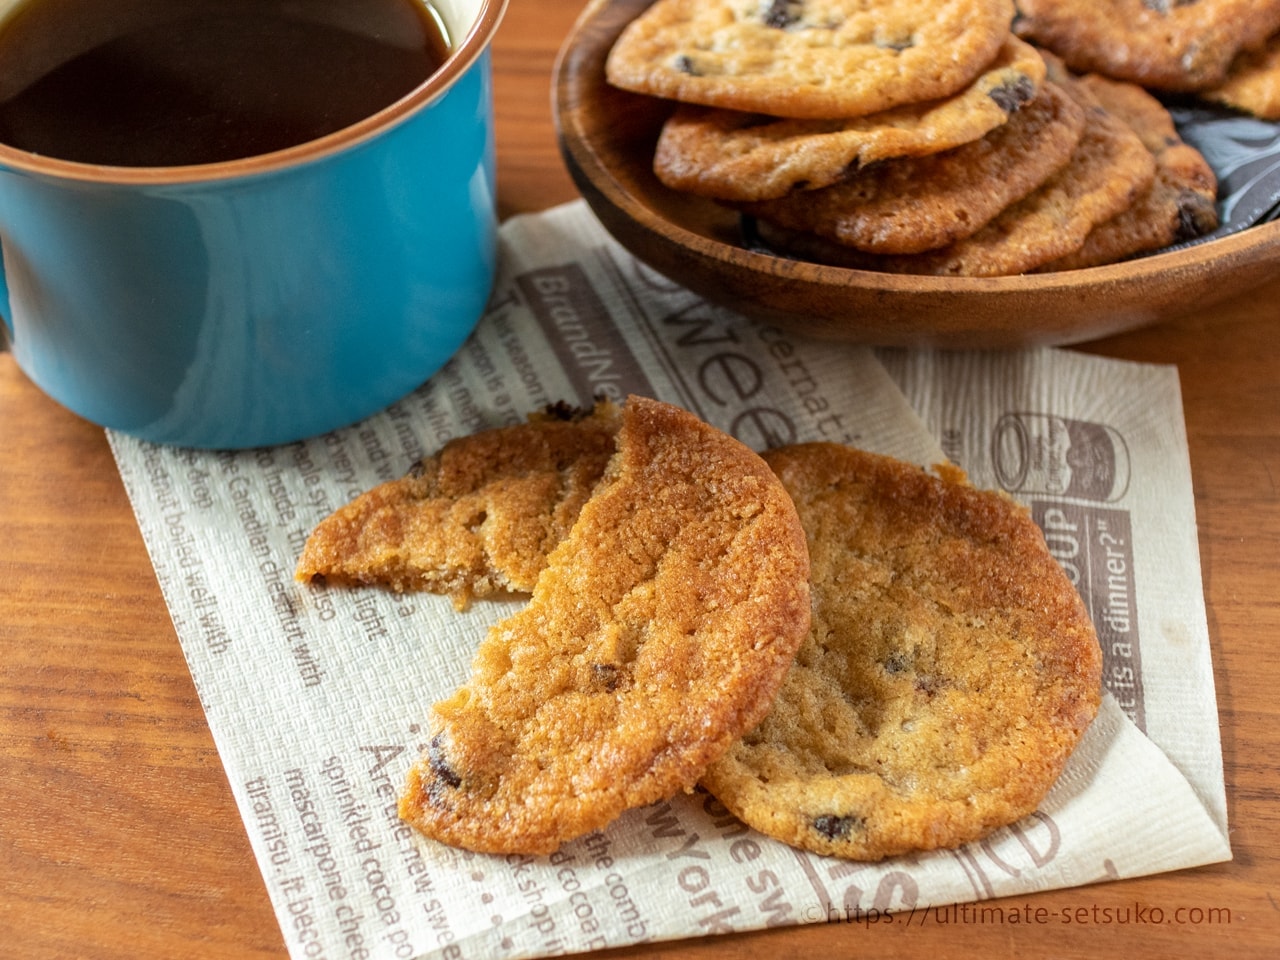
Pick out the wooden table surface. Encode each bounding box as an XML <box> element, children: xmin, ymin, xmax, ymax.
<box><xmin>2</xmin><ymin>2</ymin><xmax>1278</xmax><ymax>957</ymax></box>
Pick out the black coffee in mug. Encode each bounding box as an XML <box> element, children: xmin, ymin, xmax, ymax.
<box><xmin>0</xmin><ymin>0</ymin><xmax>452</xmax><ymax>166</ymax></box>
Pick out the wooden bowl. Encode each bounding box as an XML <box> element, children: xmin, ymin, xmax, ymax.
<box><xmin>552</xmin><ymin>0</ymin><xmax>1280</xmax><ymax>349</ymax></box>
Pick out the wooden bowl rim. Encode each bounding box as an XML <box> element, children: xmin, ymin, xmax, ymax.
<box><xmin>553</xmin><ymin>0</ymin><xmax>1280</xmax><ymax>339</ymax></box>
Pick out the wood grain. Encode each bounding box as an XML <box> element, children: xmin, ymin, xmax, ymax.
<box><xmin>2</xmin><ymin>1</ymin><xmax>1278</xmax><ymax>957</ymax></box>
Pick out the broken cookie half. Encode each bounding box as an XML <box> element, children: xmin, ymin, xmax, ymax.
<box><xmin>295</xmin><ymin>399</ymin><xmax>622</xmax><ymax>609</ymax></box>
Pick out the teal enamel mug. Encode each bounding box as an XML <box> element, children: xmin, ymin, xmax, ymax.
<box><xmin>0</xmin><ymin>0</ymin><xmax>506</xmax><ymax>448</ymax></box>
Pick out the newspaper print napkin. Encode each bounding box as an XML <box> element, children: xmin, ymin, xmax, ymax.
<box><xmin>876</xmin><ymin>348</ymin><xmax>1228</xmax><ymax>832</ymax></box>
<box><xmin>108</xmin><ymin>201</ymin><xmax>1229</xmax><ymax>960</ymax></box>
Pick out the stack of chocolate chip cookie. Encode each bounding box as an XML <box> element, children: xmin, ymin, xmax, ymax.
<box><xmin>603</xmin><ymin>0</ymin><xmax>1221</xmax><ymax>275</ymax></box>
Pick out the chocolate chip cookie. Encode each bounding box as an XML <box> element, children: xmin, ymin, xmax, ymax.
<box><xmin>700</xmin><ymin>443</ymin><xmax>1103</xmax><ymax>861</ymax></box>
<box><xmin>1013</xmin><ymin>0</ymin><xmax>1280</xmax><ymax>91</ymax></box>
<box><xmin>606</xmin><ymin>0</ymin><xmax>1017</xmax><ymax>119</ymax></box>
<box><xmin>652</xmin><ymin>36</ymin><xmax>1046</xmax><ymax>202</ymax></box>
<box><xmin>1203</xmin><ymin>30</ymin><xmax>1280</xmax><ymax>118</ymax></box>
